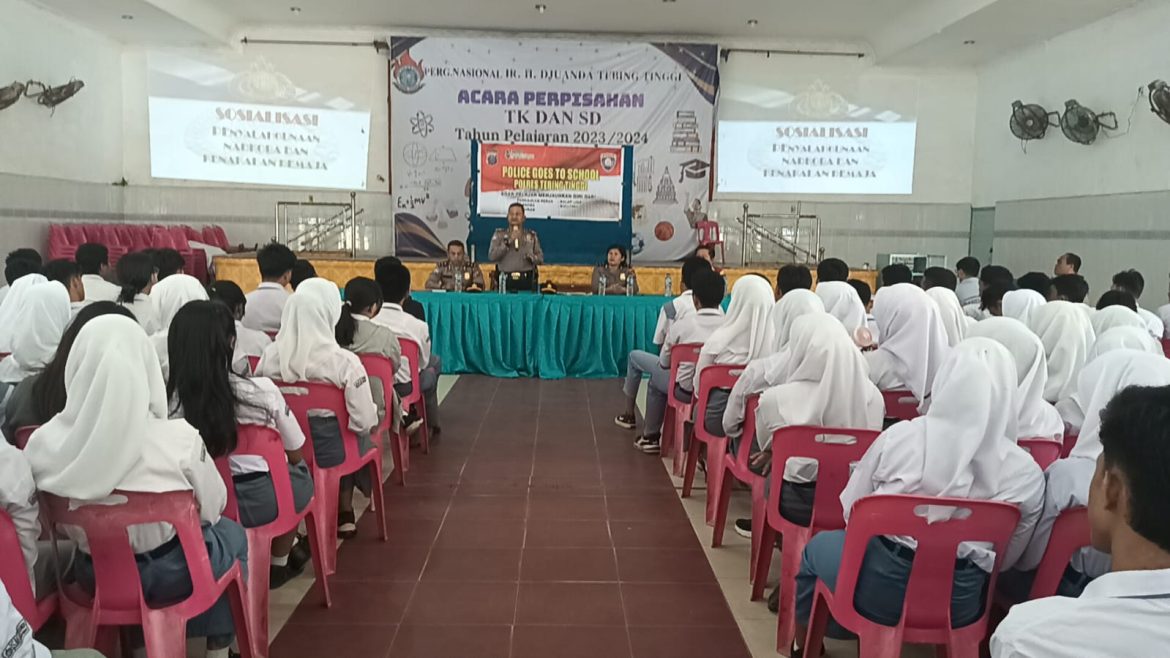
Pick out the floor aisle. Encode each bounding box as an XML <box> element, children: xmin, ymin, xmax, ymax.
<box><xmin>269</xmin><ymin>376</ymin><xmax>753</xmax><ymax>658</ymax></box>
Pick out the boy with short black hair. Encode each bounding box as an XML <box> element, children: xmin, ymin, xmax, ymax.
<box><xmin>242</xmin><ymin>242</ymin><xmax>296</xmax><ymax>333</ymax></box>
<box><xmin>75</xmin><ymin>243</ymin><xmax>120</xmax><ymax>302</ymax></box>
<box><xmin>42</xmin><ymin>259</ymin><xmax>84</xmax><ymax>304</ymax></box>
<box><xmin>776</xmin><ymin>264</ymin><xmax>813</xmax><ymax>298</ymax></box>
<box><xmin>372</xmin><ymin>261</ymin><xmax>441</xmax><ymax>435</ymax></box>
<box><xmin>1112</xmin><ymin>269</ymin><xmax>1164</xmax><ymax>338</ymax></box>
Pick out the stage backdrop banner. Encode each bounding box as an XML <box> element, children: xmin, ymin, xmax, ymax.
<box><xmin>388</xmin><ymin>37</ymin><xmax>718</xmax><ymax>261</ymax></box>
<box><xmin>476</xmin><ymin>143</ymin><xmax>624</xmax><ymax>221</ymax></box>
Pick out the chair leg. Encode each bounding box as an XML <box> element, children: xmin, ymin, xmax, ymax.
<box><xmin>681</xmin><ymin>440</ymin><xmax>701</xmax><ymax>498</ymax></box>
<box><xmin>751</xmin><ymin>525</ymin><xmax>777</xmax><ymax>600</ymax></box>
<box><xmin>802</xmin><ymin>592</ymin><xmax>830</xmax><ymax>658</ymax></box>
<box><xmin>370</xmin><ymin>460</ymin><xmax>389</xmax><ymax>542</ymax></box>
<box><xmin>704</xmin><ymin>442</ymin><xmax>726</xmax><ymax>526</ymax></box>
<box><xmin>142</xmin><ymin>608</ymin><xmax>190</xmax><ymax>658</ymax></box>
<box><xmin>226</xmin><ymin>577</ymin><xmax>256</xmax><ymax>658</ymax></box>
<box><xmin>244</xmin><ymin>530</ymin><xmax>272</xmax><ymax>657</ymax></box>
<box><xmin>316</xmin><ymin>470</ymin><xmax>341</xmax><ymax>576</ymax></box>
<box><xmin>748</xmin><ymin>491</ymin><xmax>765</xmax><ymax>583</ymax></box>
<box><xmin>672</xmin><ymin>416</ymin><xmax>690</xmax><ymax>477</ymax></box>
<box><xmin>303</xmin><ymin>510</ymin><xmax>332</xmax><ymax>608</ymax></box>
<box><xmin>390</xmin><ymin>430</ymin><xmax>407</xmax><ymax>486</ymax></box>
<box><xmin>778</xmin><ymin>529</ymin><xmax>813</xmax><ymax>650</ymax></box>
<box><xmin>419</xmin><ymin>402</ymin><xmax>431</xmax><ymax>454</ymax></box>
<box><xmin>857</xmin><ymin>626</ymin><xmax>904</xmax><ymax>658</ymax></box>
<box><xmin>660</xmin><ymin>406</ymin><xmax>675</xmax><ymax>455</ymax></box>
<box><xmin>711</xmin><ymin>468</ymin><xmax>735</xmax><ymax>548</ymax></box>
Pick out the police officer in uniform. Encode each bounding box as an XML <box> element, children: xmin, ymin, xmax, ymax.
<box><xmin>425</xmin><ymin>239</ymin><xmax>485</xmax><ymax>291</ymax></box>
<box><xmin>489</xmin><ymin>202</ymin><xmax>543</xmax><ymax>291</ymax></box>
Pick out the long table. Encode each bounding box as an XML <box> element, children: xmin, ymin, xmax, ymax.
<box><xmin>414</xmin><ymin>291</ymin><xmax>664</xmax><ymax>379</ymax></box>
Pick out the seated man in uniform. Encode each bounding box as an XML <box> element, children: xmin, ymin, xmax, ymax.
<box><xmin>425</xmin><ymin>240</ymin><xmax>485</xmax><ymax>291</ymax></box>
<box><xmin>489</xmin><ymin>203</ymin><xmax>543</xmax><ymax>291</ymax></box>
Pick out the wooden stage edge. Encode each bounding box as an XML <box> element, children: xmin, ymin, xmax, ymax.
<box><xmin>213</xmin><ymin>253</ymin><xmax>879</xmax><ymax>297</ymax></box>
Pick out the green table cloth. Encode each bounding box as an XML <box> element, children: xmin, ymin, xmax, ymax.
<box><xmin>414</xmin><ymin>292</ymin><xmax>667</xmax><ymax>379</ymax></box>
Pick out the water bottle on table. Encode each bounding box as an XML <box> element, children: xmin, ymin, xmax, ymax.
<box><xmin>498</xmin><ymin>271</ymin><xmax>507</xmax><ymax>294</ymax></box>
<box><xmin>626</xmin><ymin>272</ymin><xmax>636</xmax><ymax>297</ymax></box>
<box><xmin>598</xmin><ymin>274</ymin><xmax>607</xmax><ymax>296</ymax></box>
<box><xmin>664</xmin><ymin>274</ymin><xmax>673</xmax><ymax>297</ymax></box>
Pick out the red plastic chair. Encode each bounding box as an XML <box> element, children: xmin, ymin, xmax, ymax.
<box><xmin>13</xmin><ymin>425</ymin><xmax>37</xmax><ymax>450</ymax></box>
<box><xmin>41</xmin><ymin>490</ymin><xmax>255</xmax><ymax>658</ymax></box>
<box><xmin>711</xmin><ymin>394</ymin><xmax>767</xmax><ymax>581</ymax></box>
<box><xmin>882</xmin><ymin>390</ymin><xmax>921</xmax><ymax>422</ymax></box>
<box><xmin>750</xmin><ymin>426</ymin><xmax>881</xmax><ymax>649</ymax></box>
<box><xmin>1018</xmin><ymin>438</ymin><xmax>1062</xmax><ymax>471</ymax></box>
<box><xmin>274</xmin><ymin>381</ymin><xmax>387</xmax><ymax>575</ymax></box>
<box><xmin>214</xmin><ymin>425</ymin><xmax>331</xmax><ymax>656</ymax></box>
<box><xmin>246</xmin><ymin>356</ymin><xmax>261</xmax><ymax>374</ymax></box>
<box><xmin>395</xmin><ymin>338</ymin><xmax>431</xmax><ymax>455</ymax></box>
<box><xmin>695</xmin><ymin>220</ymin><xmax>725</xmax><ymax>264</ymax></box>
<box><xmin>803</xmin><ymin>494</ymin><xmax>1021</xmax><ymax>658</ymax></box>
<box><xmin>662</xmin><ymin>343</ymin><xmax>702</xmax><ymax>477</ymax></box>
<box><xmin>359</xmin><ymin>353</ymin><xmax>412</xmax><ymax>485</ymax></box>
<box><xmin>0</xmin><ymin>510</ymin><xmax>57</xmax><ymax>632</ymax></box>
<box><xmin>1162</xmin><ymin>338</ymin><xmax>1170</xmax><ymax>359</ymax></box>
<box><xmin>1060</xmin><ymin>430</ymin><xmax>1079</xmax><ymax>459</ymax></box>
<box><xmin>1004</xmin><ymin>507</ymin><xmax>1089</xmax><ymax>608</ymax></box>
<box><xmin>208</xmin><ymin>225</ymin><xmax>230</xmax><ymax>250</ymax></box>
<box><xmin>681</xmin><ymin>365</ymin><xmax>742</xmax><ymax>526</ymax></box>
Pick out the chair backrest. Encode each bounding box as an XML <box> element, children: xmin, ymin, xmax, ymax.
<box><xmin>358</xmin><ymin>352</ymin><xmax>398</xmax><ymax>414</ymax></box>
<box><xmin>40</xmin><ymin>490</ymin><xmax>219</xmax><ymax>613</ymax></box>
<box><xmin>272</xmin><ymin>380</ymin><xmax>354</xmax><ymax>470</ymax></box>
<box><xmin>1018</xmin><ymin>438</ymin><xmax>1062</xmax><ymax>471</ymax></box>
<box><xmin>1028</xmin><ymin>507</ymin><xmax>1091</xmax><ymax>600</ymax></box>
<box><xmin>666</xmin><ymin>343</ymin><xmax>702</xmax><ymax>397</ymax></box>
<box><xmin>833</xmin><ymin>494</ymin><xmax>1020</xmax><ymax>632</ymax></box>
<box><xmin>395</xmin><ymin>338</ymin><xmax>423</xmax><ymax>405</ymax></box>
<box><xmin>211</xmin><ymin>225</ymin><xmax>230</xmax><ymax>249</ymax></box>
<box><xmin>882</xmin><ymin>390</ymin><xmax>921</xmax><ymax>421</ymax></box>
<box><xmin>692</xmin><ymin>365</ymin><xmax>743</xmax><ymax>443</ymax></box>
<box><xmin>13</xmin><ymin>426</ymin><xmax>37</xmax><ymax>450</ymax></box>
<box><xmin>766</xmin><ymin>426</ymin><xmax>881</xmax><ymax>532</ymax></box>
<box><xmin>1060</xmin><ymin>430</ymin><xmax>1079</xmax><ymax>459</ymax></box>
<box><xmin>0</xmin><ymin>509</ymin><xmax>40</xmax><ymax>625</ymax></box>
<box><xmin>695</xmin><ymin>220</ymin><xmax>722</xmax><ymax>243</ymax></box>
<box><xmin>215</xmin><ymin>425</ymin><xmax>302</xmax><ymax>527</ymax></box>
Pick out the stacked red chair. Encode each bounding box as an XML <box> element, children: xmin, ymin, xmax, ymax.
<box><xmin>46</xmin><ymin>222</ymin><xmax>230</xmax><ymax>283</ymax></box>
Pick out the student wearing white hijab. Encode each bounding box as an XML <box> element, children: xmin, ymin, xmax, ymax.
<box><xmin>1055</xmin><ymin>326</ymin><xmax>1162</xmax><ymax>432</ymax></box>
<box><xmin>1090</xmin><ymin>305</ymin><xmax>1148</xmax><ymax>337</ymax></box>
<box><xmin>1006</xmin><ymin>351</ymin><xmax>1170</xmax><ymax>602</ymax></box>
<box><xmin>0</xmin><ymin>282</ymin><xmax>71</xmax><ymax>385</ymax></box>
<box><xmin>0</xmin><ymin>273</ymin><xmax>47</xmax><ymax>353</ymax></box>
<box><xmin>722</xmin><ymin>290</ymin><xmax>824</xmax><ymax>440</ymax></box>
<box><xmin>693</xmin><ymin>275</ymin><xmax>774</xmax><ymax>436</ymax></box>
<box><xmin>967</xmin><ymin>318</ymin><xmax>1064</xmax><ymax>442</ymax></box>
<box><xmin>925</xmin><ymin>286</ymin><xmax>968</xmax><ymax>347</ymax></box>
<box><xmin>814</xmin><ymin>280</ymin><xmax>866</xmax><ymax>333</ymax></box>
<box><xmin>23</xmin><ymin>315</ymin><xmax>245</xmax><ymax>656</ymax></box>
<box><xmin>255</xmin><ymin>278</ymin><xmax>378</xmax><ymax>538</ymax></box>
<box><xmin>751</xmin><ymin>313</ymin><xmax>884</xmax><ymax>524</ymax></box>
<box><xmin>864</xmin><ymin>283</ymin><xmax>950</xmax><ymax>406</ymax></box>
<box><xmin>149</xmin><ymin>274</ymin><xmax>210</xmax><ymax>376</ymax></box>
<box><xmin>1002</xmin><ymin>289</ymin><xmax>1046</xmax><ymax>326</ymax></box>
<box><xmin>791</xmin><ymin>338</ymin><xmax>1044</xmax><ymax>647</ymax></box>
<box><xmin>1029</xmin><ymin>301</ymin><xmax>1095</xmax><ymax>405</ymax></box>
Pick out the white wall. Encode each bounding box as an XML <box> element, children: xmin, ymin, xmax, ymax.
<box><xmin>0</xmin><ymin>0</ymin><xmax>124</xmax><ymax>184</ymax></box>
<box><xmin>972</xmin><ymin>0</ymin><xmax>1170</xmax><ymax>306</ymax></box>
<box><xmin>973</xmin><ymin>0</ymin><xmax>1170</xmax><ymax>206</ymax></box>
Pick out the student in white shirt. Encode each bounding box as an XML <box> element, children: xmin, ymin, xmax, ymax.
<box><xmin>791</xmin><ymin>338</ymin><xmax>1045</xmax><ymax>650</ymax></box>
<box><xmin>693</xmin><ymin>274</ymin><xmax>775</xmax><ymax>437</ymax></box>
<box><xmin>864</xmin><ymin>283</ymin><xmax>950</xmax><ymax>406</ymax></box>
<box><xmin>616</xmin><ymin>256</ymin><xmax>712</xmax><ymax>431</ymax></box>
<box><xmin>925</xmin><ymin>286</ymin><xmax>967</xmax><ymax>347</ymax></box>
<box><xmin>1002</xmin><ymin>288</ymin><xmax>1046</xmax><ymax>326</ymax></box>
<box><xmin>114</xmin><ymin>251</ymin><xmax>159</xmax><ymax>334</ymax></box>
<box><xmin>1003</xmin><ymin>351</ymin><xmax>1170</xmax><ymax>606</ymax></box>
<box><xmin>149</xmin><ymin>273</ymin><xmax>209</xmax><ymax>377</ymax></box>
<box><xmin>40</xmin><ymin>260</ymin><xmax>84</xmax><ymax>310</ymax></box>
<box><xmin>167</xmin><ymin>300</ymin><xmax>314</xmax><ymax>589</ymax></box>
<box><xmin>0</xmin><ymin>281</ymin><xmax>70</xmax><ymax>386</ymax></box>
<box><xmin>954</xmin><ymin>256</ymin><xmax>981</xmax><ymax>307</ymax></box>
<box><xmin>372</xmin><ymin>263</ymin><xmax>440</xmax><ymax>434</ymax></box>
<box><xmin>722</xmin><ymin>288</ymin><xmax>824</xmax><ymax>443</ymax></box>
<box><xmin>845</xmin><ymin>279</ymin><xmax>879</xmax><ymax>343</ymax></box>
<box><xmin>74</xmin><ymin>243</ymin><xmax>121</xmax><ymax>303</ymax></box>
<box><xmin>23</xmin><ymin>315</ymin><xmax>246</xmax><ymax>657</ymax></box>
<box><xmin>336</xmin><ymin>277</ymin><xmax>403</xmax><ymax>436</ymax></box>
<box><xmin>1028</xmin><ymin>300</ymin><xmax>1094</xmax><ymax>407</ymax></box>
<box><xmin>963</xmin><ymin>265</ymin><xmax>1014</xmax><ymax>320</ymax></box>
<box><xmin>207</xmin><ymin>280</ymin><xmax>272</xmax><ymax>374</ymax></box>
<box><xmin>748</xmin><ymin>313</ymin><xmax>883</xmax><ymax>532</ymax></box>
<box><xmin>242</xmin><ymin>242</ymin><xmax>296</xmax><ymax>334</ymax></box>
<box><xmin>256</xmin><ymin>279</ymin><xmax>378</xmax><ymax>539</ymax></box>
<box><xmin>814</xmin><ymin>280</ymin><xmax>866</xmax><ymax>334</ymax></box>
<box><xmin>967</xmin><ymin>318</ymin><xmax>1064</xmax><ymax>442</ymax></box>
<box><xmin>630</xmin><ymin>270</ymin><xmax>725</xmax><ymax>455</ymax></box>
<box><xmin>1110</xmin><ymin>269</ymin><xmax>1164</xmax><ymax>339</ymax></box>
<box><xmin>992</xmin><ymin>384</ymin><xmax>1170</xmax><ymax>658</ymax></box>
<box><xmin>0</xmin><ymin>249</ymin><xmax>43</xmax><ymax>311</ymax></box>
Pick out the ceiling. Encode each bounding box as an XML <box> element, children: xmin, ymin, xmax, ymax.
<box><xmin>28</xmin><ymin>0</ymin><xmax>1149</xmax><ymax>66</ymax></box>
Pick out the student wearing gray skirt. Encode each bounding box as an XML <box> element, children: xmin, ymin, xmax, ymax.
<box><xmin>167</xmin><ymin>300</ymin><xmax>315</xmax><ymax>588</ymax></box>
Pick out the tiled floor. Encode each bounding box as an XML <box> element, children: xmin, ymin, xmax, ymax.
<box><xmin>269</xmin><ymin>376</ymin><xmax>753</xmax><ymax>658</ymax></box>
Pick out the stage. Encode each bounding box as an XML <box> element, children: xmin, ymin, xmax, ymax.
<box><xmin>212</xmin><ymin>253</ymin><xmax>879</xmax><ymax>296</ymax></box>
